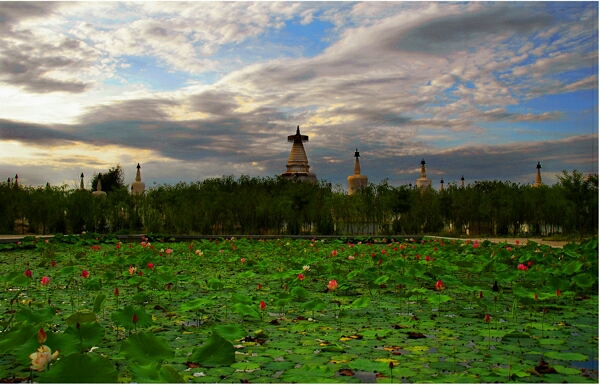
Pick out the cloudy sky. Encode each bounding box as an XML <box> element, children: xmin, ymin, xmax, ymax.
<box><xmin>1</xmin><ymin>1</ymin><xmax>597</xmax><ymax>190</ymax></box>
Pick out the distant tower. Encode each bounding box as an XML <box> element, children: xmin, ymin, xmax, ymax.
<box><xmin>440</xmin><ymin>178</ymin><xmax>444</xmax><ymax>192</ymax></box>
<box><xmin>80</xmin><ymin>173</ymin><xmax>85</xmax><ymax>190</ymax></box>
<box><xmin>347</xmin><ymin>148</ymin><xmax>368</xmax><ymax>194</ymax></box>
<box><xmin>461</xmin><ymin>175</ymin><xmax>465</xmax><ymax>188</ymax></box>
<box><xmin>92</xmin><ymin>173</ymin><xmax>107</xmax><ymax>197</ymax></box>
<box><xmin>280</xmin><ymin>126</ymin><xmax>317</xmax><ymax>182</ymax></box>
<box><xmin>533</xmin><ymin>162</ymin><xmax>542</xmax><ymax>187</ymax></box>
<box><xmin>131</xmin><ymin>163</ymin><xmax>146</xmax><ymax>195</ymax></box>
<box><xmin>415</xmin><ymin>158</ymin><xmax>432</xmax><ymax>189</ymax></box>
<box><xmin>14</xmin><ymin>174</ymin><xmax>18</xmax><ymax>187</ymax></box>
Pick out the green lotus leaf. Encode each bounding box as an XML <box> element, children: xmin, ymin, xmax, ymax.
<box><xmin>231</xmin><ymin>293</ymin><xmax>253</xmax><ymax>305</ymax></box>
<box><xmin>179</xmin><ymin>297</ymin><xmax>212</xmax><ymax>312</ymax></box>
<box><xmin>129</xmin><ymin>362</ymin><xmax>185</xmax><ymax>383</ymax></box>
<box><xmin>544</xmin><ymin>351</ymin><xmax>589</xmax><ymax>361</ymax></box>
<box><xmin>300</xmin><ymin>298</ymin><xmax>327</xmax><ymax>311</ymax></box>
<box><xmin>82</xmin><ymin>277</ymin><xmax>102</xmax><ymax>290</ymax></box>
<box><xmin>213</xmin><ymin>324</ymin><xmax>246</xmax><ymax>340</ymax></box>
<box><xmin>231</xmin><ymin>303</ymin><xmax>260</xmax><ymax>319</ymax></box>
<box><xmin>65</xmin><ymin>310</ymin><xmax>97</xmax><ymax>326</ymax></box>
<box><xmin>190</xmin><ymin>333</ymin><xmax>236</xmax><ymax>366</ymax></box>
<box><xmin>207</xmin><ymin>278</ymin><xmax>224</xmax><ymax>290</ymax></box>
<box><xmin>230</xmin><ymin>362</ymin><xmax>260</xmax><ymax>371</ymax></box>
<box><xmin>64</xmin><ymin>321</ymin><xmax>105</xmax><ymax>351</ymax></box>
<box><xmin>16</xmin><ymin>307</ymin><xmax>56</xmax><ymax>324</ymax></box>
<box><xmin>119</xmin><ymin>331</ymin><xmax>174</xmax><ymax>365</ymax></box>
<box><xmin>351</xmin><ymin>296</ymin><xmax>371</xmax><ymax>309</ymax></box>
<box><xmin>92</xmin><ymin>293</ymin><xmax>107</xmax><ymax>313</ymax></box>
<box><xmin>39</xmin><ymin>352</ymin><xmax>118</xmax><ymax>383</ymax></box>
<box><xmin>571</xmin><ymin>273</ymin><xmax>596</xmax><ymax>289</ymax></box>
<box><xmin>291</xmin><ymin>286</ymin><xmax>308</xmax><ymax>299</ymax></box>
<box><xmin>110</xmin><ymin>305</ymin><xmax>152</xmax><ymax>331</ymax></box>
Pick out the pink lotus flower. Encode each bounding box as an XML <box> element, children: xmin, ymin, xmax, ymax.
<box><xmin>240</xmin><ymin>258</ymin><xmax>246</xmax><ymax>263</ymax></box>
<box><xmin>507</xmin><ymin>247</ymin><xmax>512</xmax><ymax>251</ymax></box>
<box><xmin>129</xmin><ymin>266</ymin><xmax>136</xmax><ymax>275</ymax></box>
<box><xmin>331</xmin><ymin>250</ymin><xmax>337</xmax><ymax>256</ymax></box>
<box><xmin>166</xmin><ymin>248</ymin><xmax>173</xmax><ymax>254</ymax></box>
<box><xmin>327</xmin><ymin>279</ymin><xmax>338</xmax><ymax>291</ymax></box>
<box><xmin>29</xmin><ymin>345</ymin><xmax>59</xmax><ymax>372</ymax></box>
<box><xmin>24</xmin><ymin>269</ymin><xmax>32</xmax><ymax>278</ymax></box>
<box><xmin>517</xmin><ymin>263</ymin><xmax>528</xmax><ymax>271</ymax></box>
<box><xmin>348</xmin><ymin>255</ymin><xmax>355</xmax><ymax>260</ymax></box>
<box><xmin>298</xmin><ymin>273</ymin><xmax>305</xmax><ymax>281</ymax></box>
<box><xmin>40</xmin><ymin>277</ymin><xmax>50</xmax><ymax>286</ymax></box>
<box><xmin>381</xmin><ymin>249</ymin><xmax>386</xmax><ymax>254</ymax></box>
<box><xmin>435</xmin><ymin>280</ymin><xmax>444</xmax><ymax>291</ymax></box>
<box><xmin>38</xmin><ymin>328</ymin><xmax>47</xmax><ymax>344</ymax></box>
<box><xmin>260</xmin><ymin>301</ymin><xmax>266</xmax><ymax>311</ymax></box>
<box><xmin>147</xmin><ymin>262</ymin><xmax>154</xmax><ymax>270</ymax></box>
<box><xmin>425</xmin><ymin>256</ymin><xmax>431</xmax><ymax>262</ymax></box>
<box><xmin>81</xmin><ymin>270</ymin><xmax>89</xmax><ymax>279</ymax></box>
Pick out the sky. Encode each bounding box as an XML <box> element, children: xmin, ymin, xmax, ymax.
<box><xmin>0</xmin><ymin>1</ymin><xmax>597</xmax><ymax>191</ymax></box>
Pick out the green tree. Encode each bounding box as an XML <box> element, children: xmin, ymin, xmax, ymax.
<box><xmin>91</xmin><ymin>165</ymin><xmax>125</xmax><ymax>194</ymax></box>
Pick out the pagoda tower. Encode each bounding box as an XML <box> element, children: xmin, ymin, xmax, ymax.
<box><xmin>415</xmin><ymin>158</ymin><xmax>432</xmax><ymax>189</ymax></box>
<box><xmin>281</xmin><ymin>126</ymin><xmax>317</xmax><ymax>182</ymax></box>
<box><xmin>92</xmin><ymin>173</ymin><xmax>107</xmax><ymax>197</ymax></box>
<box><xmin>131</xmin><ymin>163</ymin><xmax>146</xmax><ymax>195</ymax></box>
<box><xmin>440</xmin><ymin>178</ymin><xmax>444</xmax><ymax>192</ymax></box>
<box><xmin>533</xmin><ymin>162</ymin><xmax>542</xmax><ymax>187</ymax></box>
<box><xmin>347</xmin><ymin>148</ymin><xmax>368</xmax><ymax>195</ymax></box>
<box><xmin>80</xmin><ymin>173</ymin><xmax>85</xmax><ymax>190</ymax></box>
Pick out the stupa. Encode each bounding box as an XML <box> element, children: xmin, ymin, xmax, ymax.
<box><xmin>347</xmin><ymin>148</ymin><xmax>368</xmax><ymax>195</ymax></box>
<box><xmin>280</xmin><ymin>126</ymin><xmax>317</xmax><ymax>182</ymax></box>
<box><xmin>440</xmin><ymin>178</ymin><xmax>444</xmax><ymax>192</ymax></box>
<box><xmin>131</xmin><ymin>163</ymin><xmax>146</xmax><ymax>195</ymax></box>
<box><xmin>533</xmin><ymin>162</ymin><xmax>542</xmax><ymax>187</ymax></box>
<box><xmin>14</xmin><ymin>174</ymin><xmax>18</xmax><ymax>187</ymax></box>
<box><xmin>415</xmin><ymin>158</ymin><xmax>432</xmax><ymax>189</ymax></box>
<box><xmin>92</xmin><ymin>173</ymin><xmax>107</xmax><ymax>197</ymax></box>
<box><xmin>80</xmin><ymin>173</ymin><xmax>85</xmax><ymax>190</ymax></box>
<box><xmin>461</xmin><ymin>175</ymin><xmax>465</xmax><ymax>188</ymax></box>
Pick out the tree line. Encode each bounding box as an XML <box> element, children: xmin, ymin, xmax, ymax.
<box><xmin>0</xmin><ymin>168</ymin><xmax>597</xmax><ymax>239</ymax></box>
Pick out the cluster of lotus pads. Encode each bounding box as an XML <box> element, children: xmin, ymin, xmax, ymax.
<box><xmin>0</xmin><ymin>234</ymin><xmax>597</xmax><ymax>383</ymax></box>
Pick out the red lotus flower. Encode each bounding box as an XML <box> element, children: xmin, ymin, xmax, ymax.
<box><xmin>528</xmin><ymin>261</ymin><xmax>533</xmax><ymax>267</ymax></box>
<box><xmin>381</xmin><ymin>249</ymin><xmax>386</xmax><ymax>254</ymax></box>
<box><xmin>51</xmin><ymin>261</ymin><xmax>56</xmax><ymax>267</ymax></box>
<box><xmin>515</xmin><ymin>240</ymin><xmax>520</xmax><ymax>245</ymax></box>
<box><xmin>166</xmin><ymin>248</ymin><xmax>173</xmax><ymax>254</ymax></box>
<box><xmin>425</xmin><ymin>255</ymin><xmax>431</xmax><ymax>262</ymax></box>
<box><xmin>115</xmin><ymin>287</ymin><xmax>119</xmax><ymax>296</ymax></box>
<box><xmin>37</xmin><ymin>328</ymin><xmax>47</xmax><ymax>344</ymax></box>
<box><xmin>81</xmin><ymin>270</ymin><xmax>89</xmax><ymax>279</ymax></box>
<box><xmin>40</xmin><ymin>277</ymin><xmax>50</xmax><ymax>286</ymax></box>
<box><xmin>91</xmin><ymin>245</ymin><xmax>101</xmax><ymax>251</ymax></box>
<box><xmin>138</xmin><ymin>271</ymin><xmax>143</xmax><ymax>276</ymax></box>
<box><xmin>416</xmin><ymin>254</ymin><xmax>420</xmax><ymax>260</ymax></box>
<box><xmin>473</xmin><ymin>242</ymin><xmax>479</xmax><ymax>248</ymax></box>
<box><xmin>377</xmin><ymin>259</ymin><xmax>382</xmax><ymax>265</ymax></box>
<box><xmin>24</xmin><ymin>269</ymin><xmax>32</xmax><ymax>278</ymax></box>
<box><xmin>260</xmin><ymin>301</ymin><xmax>266</xmax><ymax>311</ymax></box>
<box><xmin>240</xmin><ymin>258</ymin><xmax>246</xmax><ymax>263</ymax></box>
<box><xmin>517</xmin><ymin>263</ymin><xmax>528</xmax><ymax>271</ymax></box>
<box><xmin>371</xmin><ymin>253</ymin><xmax>376</xmax><ymax>258</ymax></box>
<box><xmin>132</xmin><ymin>313</ymin><xmax>138</xmax><ymax>324</ymax></box>
<box><xmin>556</xmin><ymin>288</ymin><xmax>561</xmax><ymax>297</ymax></box>
<box><xmin>257</xmin><ymin>283</ymin><xmax>262</xmax><ymax>290</ymax></box>
<box><xmin>484</xmin><ymin>313</ymin><xmax>491</xmax><ymax>323</ymax></box>
<box><xmin>327</xmin><ymin>279</ymin><xmax>338</xmax><ymax>291</ymax></box>
<box><xmin>479</xmin><ymin>291</ymin><xmax>484</xmax><ymax>299</ymax></box>
<box><xmin>147</xmin><ymin>262</ymin><xmax>154</xmax><ymax>270</ymax></box>
<box><xmin>298</xmin><ymin>273</ymin><xmax>305</xmax><ymax>281</ymax></box>
<box><xmin>534</xmin><ymin>293</ymin><xmax>538</xmax><ymax>301</ymax></box>
<box><xmin>435</xmin><ymin>280</ymin><xmax>444</xmax><ymax>291</ymax></box>
<box><xmin>116</xmin><ymin>243</ymin><xmax>121</xmax><ymax>249</ymax></box>
<box><xmin>331</xmin><ymin>250</ymin><xmax>337</xmax><ymax>256</ymax></box>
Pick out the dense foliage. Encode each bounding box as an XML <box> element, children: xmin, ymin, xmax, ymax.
<box><xmin>0</xmin><ymin>236</ymin><xmax>597</xmax><ymax>383</ymax></box>
<box><xmin>0</xmin><ymin>170</ymin><xmax>596</xmax><ymax>238</ymax></box>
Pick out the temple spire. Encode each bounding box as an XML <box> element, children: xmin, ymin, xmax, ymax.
<box><xmin>281</xmin><ymin>125</ymin><xmax>316</xmax><ymax>182</ymax></box>
<box><xmin>348</xmin><ymin>148</ymin><xmax>368</xmax><ymax>194</ymax></box>
<box><xmin>80</xmin><ymin>173</ymin><xmax>85</xmax><ymax>190</ymax></box>
<box><xmin>415</xmin><ymin>158</ymin><xmax>432</xmax><ymax>189</ymax></box>
<box><xmin>533</xmin><ymin>162</ymin><xmax>542</xmax><ymax>187</ymax></box>
<box><xmin>132</xmin><ymin>163</ymin><xmax>146</xmax><ymax>195</ymax></box>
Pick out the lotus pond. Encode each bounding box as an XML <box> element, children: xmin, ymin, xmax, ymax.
<box><xmin>0</xmin><ymin>235</ymin><xmax>597</xmax><ymax>383</ymax></box>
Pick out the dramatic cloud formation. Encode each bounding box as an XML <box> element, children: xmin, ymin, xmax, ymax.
<box><xmin>0</xmin><ymin>2</ymin><xmax>597</xmax><ymax>189</ymax></box>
